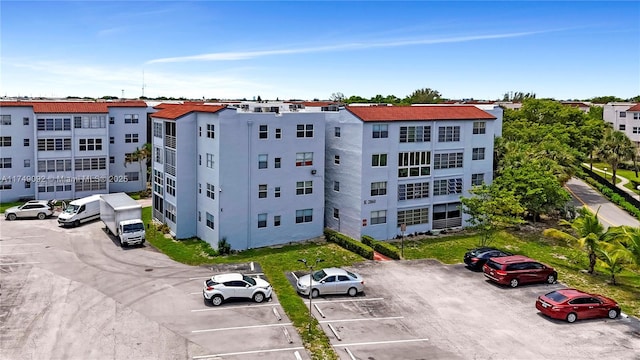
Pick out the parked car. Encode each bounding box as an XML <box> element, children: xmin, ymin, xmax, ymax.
<box><xmin>464</xmin><ymin>247</ymin><xmax>512</xmax><ymax>270</ymax></box>
<box><xmin>4</xmin><ymin>200</ymin><xmax>54</xmax><ymax>220</ymax></box>
<box><xmin>202</xmin><ymin>273</ymin><xmax>272</xmax><ymax>306</ymax></box>
<box><xmin>483</xmin><ymin>255</ymin><xmax>557</xmax><ymax>288</ymax></box>
<box><xmin>297</xmin><ymin>267</ymin><xmax>364</xmax><ymax>298</ymax></box>
<box><xmin>536</xmin><ymin>288</ymin><xmax>620</xmax><ymax>323</ymax></box>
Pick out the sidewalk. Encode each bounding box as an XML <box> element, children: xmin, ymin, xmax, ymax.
<box><xmin>583</xmin><ymin>163</ymin><xmax>640</xmax><ymax>201</ymax></box>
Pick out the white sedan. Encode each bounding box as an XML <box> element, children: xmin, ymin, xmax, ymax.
<box><xmin>203</xmin><ymin>273</ymin><xmax>272</xmax><ymax>306</ymax></box>
<box><xmin>297</xmin><ymin>267</ymin><xmax>365</xmax><ymax>298</ymax></box>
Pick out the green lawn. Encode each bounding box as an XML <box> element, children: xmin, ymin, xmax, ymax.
<box><xmin>0</xmin><ymin>201</ymin><xmax>23</xmax><ymax>213</ymax></box>
<box><xmin>591</xmin><ymin>162</ymin><xmax>640</xmax><ymax>194</ymax></box>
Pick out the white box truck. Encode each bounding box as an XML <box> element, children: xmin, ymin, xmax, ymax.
<box><xmin>100</xmin><ymin>193</ymin><xmax>146</xmax><ymax>247</ymax></box>
<box><xmin>57</xmin><ymin>194</ymin><xmax>103</xmax><ymax>227</ymax></box>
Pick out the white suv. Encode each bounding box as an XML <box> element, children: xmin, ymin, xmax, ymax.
<box><xmin>203</xmin><ymin>273</ymin><xmax>272</xmax><ymax>306</ymax></box>
<box><xmin>5</xmin><ymin>200</ymin><xmax>54</xmax><ymax>220</ymax></box>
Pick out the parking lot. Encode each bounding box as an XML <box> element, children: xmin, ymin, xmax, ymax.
<box><xmin>2</xmin><ymin>217</ymin><xmax>640</xmax><ymax>360</ymax></box>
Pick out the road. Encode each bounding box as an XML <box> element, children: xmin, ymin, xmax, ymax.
<box><xmin>565</xmin><ymin>177</ymin><xmax>640</xmax><ymax>228</ymax></box>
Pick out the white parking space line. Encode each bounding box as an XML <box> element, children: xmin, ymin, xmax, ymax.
<box><xmin>0</xmin><ymin>252</ymin><xmax>40</xmax><ymax>256</ymax></box>
<box><xmin>306</xmin><ymin>297</ymin><xmax>385</xmax><ymax>304</ymax></box>
<box><xmin>189</xmin><ymin>292</ymin><xmax>201</xmax><ymax>295</ymax></box>
<box><xmin>192</xmin><ymin>346</ymin><xmax>304</xmax><ymax>359</ymax></box>
<box><xmin>191</xmin><ymin>303</ymin><xmax>281</xmax><ymax>312</ymax></box>
<box><xmin>320</xmin><ymin>316</ymin><xmax>404</xmax><ymax>324</ymax></box>
<box><xmin>291</xmin><ymin>272</ymin><xmax>299</xmax><ymax>281</ymax></box>
<box><xmin>189</xmin><ymin>273</ymin><xmax>264</xmax><ymax>281</ymax></box>
<box><xmin>0</xmin><ymin>235</ymin><xmax>45</xmax><ymax>240</ymax></box>
<box><xmin>0</xmin><ymin>243</ymin><xmax>43</xmax><ymax>247</ymax></box>
<box><xmin>192</xmin><ymin>322</ymin><xmax>292</xmax><ymax>333</ymax></box>
<box><xmin>189</xmin><ymin>276</ymin><xmax>212</xmax><ymax>280</ymax></box>
<box><xmin>337</xmin><ymin>338</ymin><xmax>429</xmax><ymax>347</ymax></box>
<box><xmin>0</xmin><ymin>262</ymin><xmax>41</xmax><ymax>266</ymax></box>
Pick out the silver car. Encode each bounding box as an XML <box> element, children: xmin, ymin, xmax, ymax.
<box><xmin>297</xmin><ymin>267</ymin><xmax>365</xmax><ymax>298</ymax></box>
<box><xmin>5</xmin><ymin>200</ymin><xmax>53</xmax><ymax>220</ymax></box>
<box><xmin>203</xmin><ymin>273</ymin><xmax>273</xmax><ymax>306</ymax></box>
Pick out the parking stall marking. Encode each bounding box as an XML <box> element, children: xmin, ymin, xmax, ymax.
<box><xmin>336</xmin><ymin>338</ymin><xmax>429</xmax><ymax>347</ymax></box>
<box><xmin>0</xmin><ymin>262</ymin><xmax>41</xmax><ymax>266</ymax></box>
<box><xmin>191</xmin><ymin>303</ymin><xmax>281</xmax><ymax>312</ymax></box>
<box><xmin>305</xmin><ymin>297</ymin><xmax>385</xmax><ymax>304</ymax></box>
<box><xmin>319</xmin><ymin>316</ymin><xmax>404</xmax><ymax>324</ymax></box>
<box><xmin>192</xmin><ymin>346</ymin><xmax>305</xmax><ymax>359</ymax></box>
<box><xmin>191</xmin><ymin>322</ymin><xmax>292</xmax><ymax>333</ymax></box>
<box><xmin>0</xmin><ymin>235</ymin><xmax>45</xmax><ymax>240</ymax></box>
<box><xmin>188</xmin><ymin>273</ymin><xmax>264</xmax><ymax>281</ymax></box>
<box><xmin>0</xmin><ymin>243</ymin><xmax>43</xmax><ymax>247</ymax></box>
<box><xmin>0</xmin><ymin>252</ymin><xmax>41</xmax><ymax>256</ymax></box>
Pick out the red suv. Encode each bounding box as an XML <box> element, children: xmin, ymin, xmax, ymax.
<box><xmin>483</xmin><ymin>255</ymin><xmax>557</xmax><ymax>288</ymax></box>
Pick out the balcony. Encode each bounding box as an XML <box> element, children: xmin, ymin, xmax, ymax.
<box><xmin>432</xmin><ymin>217</ymin><xmax>462</xmax><ymax>230</ymax></box>
<box><xmin>164</xmin><ymin>135</ymin><xmax>176</xmax><ymax>149</ymax></box>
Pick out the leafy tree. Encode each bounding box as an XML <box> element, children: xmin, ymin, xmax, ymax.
<box><xmin>502</xmin><ymin>91</ymin><xmax>536</xmax><ymax>102</ymax></box>
<box><xmin>588</xmin><ymin>106</ymin><xmax>603</xmax><ymax>120</ymax></box>
<box><xmin>595</xmin><ymin>244</ymin><xmax>632</xmax><ymax>285</ymax></box>
<box><xmin>405</xmin><ymin>88</ymin><xmax>442</xmax><ymax>104</ymax></box>
<box><xmin>344</xmin><ymin>95</ymin><xmax>368</xmax><ymax>104</ymax></box>
<box><xmin>543</xmin><ymin>208</ymin><xmax>608</xmax><ymax>274</ymax></box>
<box><xmin>589</xmin><ymin>96</ymin><xmax>623</xmax><ymax>104</ymax></box>
<box><xmin>628</xmin><ymin>95</ymin><xmax>640</xmax><ymax>102</ymax></box>
<box><xmin>460</xmin><ymin>184</ymin><xmax>525</xmax><ymax>246</ymax></box>
<box><xmin>329</xmin><ymin>92</ymin><xmax>345</xmax><ymax>102</ymax></box>
<box><xmin>596</xmin><ymin>128</ymin><xmax>635</xmax><ymax>184</ymax></box>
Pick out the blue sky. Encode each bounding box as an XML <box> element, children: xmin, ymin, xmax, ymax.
<box><xmin>1</xmin><ymin>1</ymin><xmax>639</xmax><ymax>100</ymax></box>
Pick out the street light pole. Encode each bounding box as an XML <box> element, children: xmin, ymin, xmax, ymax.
<box><xmin>298</xmin><ymin>258</ymin><xmax>324</xmax><ymax>333</ymax></box>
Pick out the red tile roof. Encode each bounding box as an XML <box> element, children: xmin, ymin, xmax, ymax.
<box><xmin>151</xmin><ymin>104</ymin><xmax>226</xmax><ymax>120</ymax></box>
<box><xmin>346</xmin><ymin>105</ymin><xmax>496</xmax><ymax>122</ymax></box>
<box><xmin>0</xmin><ymin>100</ymin><xmax>147</xmax><ymax>113</ymax></box>
<box><xmin>627</xmin><ymin>104</ymin><xmax>640</xmax><ymax>111</ymax></box>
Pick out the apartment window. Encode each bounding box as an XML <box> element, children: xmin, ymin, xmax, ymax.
<box><xmin>39</xmin><ymin>159</ymin><xmax>71</xmax><ymax>172</ymax></box>
<box><xmin>397</xmin><ymin>207</ymin><xmax>429</xmax><ymax>226</ymax></box>
<box><xmin>109</xmin><ymin>116</ymin><xmax>115</xmax><ymax>125</ymax></box>
<box><xmin>25</xmin><ymin>181</ymin><xmax>31</xmax><ymax>189</ymax></box>
<box><xmin>620</xmin><ymin>111</ymin><xmax>626</xmax><ymax>118</ymax></box>
<box><xmin>258</xmin><ymin>154</ymin><xmax>268</xmax><ymax>169</ymax></box>
<box><xmin>433</xmin><ymin>178</ymin><xmax>463</xmax><ymax>196</ymax></box>
<box><xmin>74</xmin><ymin>179</ymin><xmax>106</xmax><ymax>192</ymax></box>
<box><xmin>372</xmin><ymin>154</ymin><xmax>387</xmax><ymax>167</ymax></box>
<box><xmin>619</xmin><ymin>124</ymin><xmax>626</xmax><ymax>131</ymax></box>
<box><xmin>74</xmin><ymin>157</ymin><xmax>106</xmax><ymax>170</ymax></box>
<box><xmin>110</xmin><ymin>156</ymin><xmax>115</xmax><ymax>164</ymax></box>
<box><xmin>125</xmin><ymin>172</ymin><xmax>139</xmax><ymax>181</ymax></box>
<box><xmin>634</xmin><ymin>113</ymin><xmax>640</xmax><ymax>120</ymax></box>
<box><xmin>296</xmin><ymin>152</ymin><xmax>313</xmax><ymax>166</ymax></box>
<box><xmin>23</xmin><ymin>138</ymin><xmax>29</xmax><ymax>146</ymax></box>
<box><xmin>371</xmin><ymin>181</ymin><xmax>387</xmax><ymax>196</ymax></box>
<box><xmin>275</xmin><ymin>128</ymin><xmax>282</xmax><ymax>139</ymax></box>
<box><xmin>372</xmin><ymin>124</ymin><xmax>388</xmax><ymax>138</ymax></box>
<box><xmin>71</xmin><ymin>116</ymin><xmax>101</xmax><ymax>129</ymax></box>
<box><xmin>23</xmin><ymin>117</ymin><xmax>29</xmax><ymax>125</ymax></box>
<box><xmin>124</xmin><ymin>134</ymin><xmax>139</xmax><ymax>143</ymax></box>
<box><xmin>335</xmin><ymin>127</ymin><xmax>341</xmax><ymax>137</ymax></box>
<box><xmin>198</xmin><ymin>211</ymin><xmax>201</xmax><ymax>222</ymax></box>
<box><xmin>153</xmin><ymin>169</ymin><xmax>163</xmax><ymax>195</ymax></box>
<box><xmin>371</xmin><ymin>210</ymin><xmax>387</xmax><ymax>225</ymax></box>
<box><xmin>79</xmin><ymin>138</ymin><xmax>103</xmax><ymax>151</ymax></box>
<box><xmin>0</xmin><ymin>137</ymin><xmax>11</xmax><ymax>146</ymax></box>
<box><xmin>153</xmin><ymin>122</ymin><xmax>163</xmax><ymax>138</ymax></box>
<box><xmin>274</xmin><ymin>215</ymin><xmax>281</xmax><ymax>226</ymax></box>
<box><xmin>472</xmin><ymin>148</ymin><xmax>485</xmax><ymax>160</ymax></box>
<box><xmin>206</xmin><ymin>212</ymin><xmax>214</xmax><ymax>229</ymax></box>
<box><xmin>398</xmin><ymin>151</ymin><xmax>430</xmax><ymax>177</ymax></box>
<box><xmin>434</xmin><ymin>153</ymin><xmax>464</xmax><ymax>169</ymax></box>
<box><xmin>334</xmin><ymin>181</ymin><xmax>340</xmax><ymax>191</ymax></box>
<box><xmin>206</xmin><ymin>183</ymin><xmax>215</xmax><ymax>199</ymax></box>
<box><xmin>399</xmin><ymin>126</ymin><xmax>431</xmax><ymax>142</ymax></box>
<box><xmin>164</xmin><ymin>203</ymin><xmax>176</xmax><ymax>223</ymax></box>
<box><xmin>38</xmin><ymin>118</ymin><xmax>70</xmax><ymax>130</ymax></box>
<box><xmin>166</xmin><ymin>177</ymin><xmax>176</xmax><ymax>196</ymax></box>
<box><xmin>24</xmin><ymin>159</ymin><xmax>30</xmax><ymax>168</ymax></box>
<box><xmin>259</xmin><ymin>184</ymin><xmax>268</xmax><ymax>198</ymax></box>
<box><xmin>259</xmin><ymin>125</ymin><xmax>268</xmax><ymax>139</ymax></box>
<box><xmin>37</xmin><ymin>138</ymin><xmax>71</xmax><ymax>151</ymax></box>
<box><xmin>471</xmin><ymin>173</ymin><xmax>484</xmax><ymax>186</ymax></box>
<box><xmin>207</xmin><ymin>124</ymin><xmax>215</xmax><ymax>139</ymax></box>
<box><xmin>296</xmin><ymin>124</ymin><xmax>313</xmax><ymax>138</ymax></box>
<box><xmin>1</xmin><ymin>115</ymin><xmax>11</xmax><ymax>125</ymax></box>
<box><xmin>155</xmin><ymin>147</ymin><xmax>163</xmax><ymax>163</ymax></box>
<box><xmin>258</xmin><ymin>213</ymin><xmax>267</xmax><ymax>228</ymax></box>
<box><xmin>296</xmin><ymin>181</ymin><xmax>312</xmax><ymax>195</ymax></box>
<box><xmin>125</xmin><ymin>114</ymin><xmax>139</xmax><ymax>123</ymax></box>
<box><xmin>438</xmin><ymin>126</ymin><xmax>461</xmax><ymax>142</ymax></box>
<box><xmin>398</xmin><ymin>182</ymin><xmax>429</xmax><ymax>200</ymax></box>
<box><xmin>473</xmin><ymin>122</ymin><xmax>486</xmax><ymax>134</ymax></box>
<box><xmin>274</xmin><ymin>157</ymin><xmax>281</xmax><ymax>168</ymax></box>
<box><xmin>274</xmin><ymin>186</ymin><xmax>281</xmax><ymax>198</ymax></box>
<box><xmin>334</xmin><ymin>155</ymin><xmax>340</xmax><ymax>165</ymax></box>
<box><xmin>206</xmin><ymin>153</ymin><xmax>214</xmax><ymax>168</ymax></box>
<box><xmin>295</xmin><ymin>209</ymin><xmax>313</xmax><ymax>223</ymax></box>
<box><xmin>333</xmin><ymin>208</ymin><xmax>340</xmax><ymax>219</ymax></box>
<box><xmin>633</xmin><ymin>127</ymin><xmax>639</xmax><ymax>134</ymax></box>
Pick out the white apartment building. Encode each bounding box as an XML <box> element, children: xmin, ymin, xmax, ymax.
<box><xmin>0</xmin><ymin>101</ymin><xmax>149</xmax><ymax>203</ymax></box>
<box><xmin>151</xmin><ymin>102</ymin><xmax>501</xmax><ymax>250</ymax></box>
<box><xmin>603</xmin><ymin>102</ymin><xmax>640</xmax><ymax>146</ymax></box>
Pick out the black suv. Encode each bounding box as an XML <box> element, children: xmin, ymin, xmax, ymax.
<box><xmin>463</xmin><ymin>247</ymin><xmax>512</xmax><ymax>270</ymax></box>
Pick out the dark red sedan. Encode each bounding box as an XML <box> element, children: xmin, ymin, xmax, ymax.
<box><xmin>536</xmin><ymin>288</ymin><xmax>620</xmax><ymax>323</ymax></box>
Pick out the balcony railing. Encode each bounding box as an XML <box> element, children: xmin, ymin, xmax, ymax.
<box><xmin>432</xmin><ymin>217</ymin><xmax>462</xmax><ymax>230</ymax></box>
<box><xmin>164</xmin><ymin>135</ymin><xmax>176</xmax><ymax>149</ymax></box>
<box><xmin>153</xmin><ymin>209</ymin><xmax>164</xmax><ymax>222</ymax></box>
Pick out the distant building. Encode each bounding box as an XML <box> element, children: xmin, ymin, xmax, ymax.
<box><xmin>603</xmin><ymin>102</ymin><xmax>640</xmax><ymax>146</ymax></box>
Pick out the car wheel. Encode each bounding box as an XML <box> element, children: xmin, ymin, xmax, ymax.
<box><xmin>211</xmin><ymin>295</ymin><xmax>223</xmax><ymax>306</ymax></box>
<box><xmin>347</xmin><ymin>287</ymin><xmax>358</xmax><ymax>297</ymax></box>
<box><xmin>74</xmin><ymin>220</ymin><xmax>80</xmax><ymax>227</ymax></box>
<box><xmin>253</xmin><ymin>292</ymin><xmax>265</xmax><ymax>303</ymax></box>
<box><xmin>7</xmin><ymin>213</ymin><xmax>16</xmax><ymax>221</ymax></box>
<box><xmin>37</xmin><ymin>212</ymin><xmax>46</xmax><ymax>220</ymax></box>
<box><xmin>546</xmin><ymin>273</ymin><xmax>556</xmax><ymax>284</ymax></box>
<box><xmin>311</xmin><ymin>289</ymin><xmax>319</xmax><ymax>298</ymax></box>
<box><xmin>566</xmin><ymin>312</ymin><xmax>577</xmax><ymax>323</ymax></box>
<box><xmin>509</xmin><ymin>278</ymin><xmax>519</xmax><ymax>288</ymax></box>
<box><xmin>607</xmin><ymin>309</ymin><xmax>619</xmax><ymax>319</ymax></box>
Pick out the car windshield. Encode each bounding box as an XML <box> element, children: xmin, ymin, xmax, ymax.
<box><xmin>545</xmin><ymin>291</ymin><xmax>568</xmax><ymax>302</ymax></box>
<box><xmin>485</xmin><ymin>260</ymin><xmax>502</xmax><ymax>270</ymax></box>
<box><xmin>243</xmin><ymin>275</ymin><xmax>257</xmax><ymax>286</ymax></box>
<box><xmin>312</xmin><ymin>270</ymin><xmax>327</xmax><ymax>281</ymax></box>
<box><xmin>64</xmin><ymin>205</ymin><xmax>80</xmax><ymax>214</ymax></box>
<box><xmin>122</xmin><ymin>223</ymin><xmax>144</xmax><ymax>233</ymax></box>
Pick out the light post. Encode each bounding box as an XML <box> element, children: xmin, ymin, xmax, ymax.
<box><xmin>604</xmin><ymin>167</ymin><xmax>608</xmax><ymax>181</ymax></box>
<box><xmin>400</xmin><ymin>223</ymin><xmax>406</xmax><ymax>258</ymax></box>
<box><xmin>298</xmin><ymin>258</ymin><xmax>324</xmax><ymax>333</ymax></box>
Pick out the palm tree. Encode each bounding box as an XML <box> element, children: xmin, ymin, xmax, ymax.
<box><xmin>125</xmin><ymin>143</ymin><xmax>151</xmax><ymax>186</ymax></box>
<box><xmin>596</xmin><ymin>128</ymin><xmax>635</xmax><ymax>184</ymax></box>
<box><xmin>595</xmin><ymin>243</ymin><xmax>632</xmax><ymax>285</ymax></box>
<box><xmin>543</xmin><ymin>207</ymin><xmax>608</xmax><ymax>274</ymax></box>
<box><xmin>607</xmin><ymin>226</ymin><xmax>640</xmax><ymax>267</ymax></box>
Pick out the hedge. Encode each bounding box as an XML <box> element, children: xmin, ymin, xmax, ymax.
<box><xmin>362</xmin><ymin>235</ymin><xmax>401</xmax><ymax>260</ymax></box>
<box><xmin>583</xmin><ymin>176</ymin><xmax>640</xmax><ymax>220</ymax></box>
<box><xmin>324</xmin><ymin>228</ymin><xmax>374</xmax><ymax>260</ymax></box>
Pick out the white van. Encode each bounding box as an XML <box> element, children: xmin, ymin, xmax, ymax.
<box><xmin>57</xmin><ymin>194</ymin><xmax>103</xmax><ymax>227</ymax></box>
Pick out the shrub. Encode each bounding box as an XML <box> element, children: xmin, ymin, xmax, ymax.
<box><xmin>157</xmin><ymin>223</ymin><xmax>171</xmax><ymax>234</ymax></box>
<box><xmin>362</xmin><ymin>235</ymin><xmax>401</xmax><ymax>259</ymax></box>
<box><xmin>324</xmin><ymin>228</ymin><xmax>374</xmax><ymax>259</ymax></box>
<box><xmin>218</xmin><ymin>237</ymin><xmax>231</xmax><ymax>255</ymax></box>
